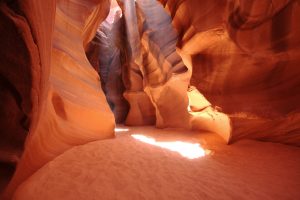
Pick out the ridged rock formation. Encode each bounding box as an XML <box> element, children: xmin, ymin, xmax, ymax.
<box><xmin>118</xmin><ymin>0</ymin><xmax>192</xmax><ymax>128</ymax></box>
<box><xmin>2</xmin><ymin>0</ymin><xmax>114</xmax><ymax>198</ymax></box>
<box><xmin>159</xmin><ymin>0</ymin><xmax>300</xmax><ymax>145</ymax></box>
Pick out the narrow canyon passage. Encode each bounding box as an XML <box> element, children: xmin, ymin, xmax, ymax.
<box><xmin>86</xmin><ymin>2</ymin><xmax>129</xmax><ymax>123</ymax></box>
<box><xmin>0</xmin><ymin>0</ymin><xmax>299</xmax><ymax>199</ymax></box>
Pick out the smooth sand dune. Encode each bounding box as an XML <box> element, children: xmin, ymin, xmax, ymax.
<box><xmin>14</xmin><ymin>126</ymin><xmax>300</xmax><ymax>200</ymax></box>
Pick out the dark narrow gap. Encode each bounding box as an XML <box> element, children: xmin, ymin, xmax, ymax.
<box><xmin>0</xmin><ymin>162</ymin><xmax>15</xmax><ymax>194</ymax></box>
<box><xmin>0</xmin><ymin>0</ymin><xmax>32</xmax><ymax>193</ymax></box>
<box><xmin>86</xmin><ymin>1</ymin><xmax>129</xmax><ymax>124</ymax></box>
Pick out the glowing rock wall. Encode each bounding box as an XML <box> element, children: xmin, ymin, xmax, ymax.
<box><xmin>159</xmin><ymin>0</ymin><xmax>300</xmax><ymax>145</ymax></box>
<box><xmin>1</xmin><ymin>0</ymin><xmax>114</xmax><ymax>198</ymax></box>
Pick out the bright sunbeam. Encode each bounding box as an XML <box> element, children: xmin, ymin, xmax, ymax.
<box><xmin>115</xmin><ymin>128</ymin><xmax>129</xmax><ymax>132</ymax></box>
<box><xmin>131</xmin><ymin>134</ymin><xmax>207</xmax><ymax>159</ymax></box>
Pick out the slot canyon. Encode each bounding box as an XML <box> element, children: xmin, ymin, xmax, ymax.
<box><xmin>0</xmin><ymin>0</ymin><xmax>299</xmax><ymax>199</ymax></box>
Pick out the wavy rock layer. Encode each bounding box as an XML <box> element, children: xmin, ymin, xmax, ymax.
<box><xmin>118</xmin><ymin>0</ymin><xmax>192</xmax><ymax>128</ymax></box>
<box><xmin>2</xmin><ymin>0</ymin><xmax>114</xmax><ymax>198</ymax></box>
<box><xmin>159</xmin><ymin>0</ymin><xmax>300</xmax><ymax>146</ymax></box>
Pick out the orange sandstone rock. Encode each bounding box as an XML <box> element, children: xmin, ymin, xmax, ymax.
<box><xmin>3</xmin><ymin>0</ymin><xmax>114</xmax><ymax>198</ymax></box>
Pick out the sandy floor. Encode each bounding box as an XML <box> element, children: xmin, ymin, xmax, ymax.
<box><xmin>13</xmin><ymin>126</ymin><xmax>300</xmax><ymax>200</ymax></box>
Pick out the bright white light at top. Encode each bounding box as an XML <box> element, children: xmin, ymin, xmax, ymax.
<box><xmin>131</xmin><ymin>134</ymin><xmax>207</xmax><ymax>159</ymax></box>
<box><xmin>106</xmin><ymin>0</ymin><xmax>122</xmax><ymax>24</ymax></box>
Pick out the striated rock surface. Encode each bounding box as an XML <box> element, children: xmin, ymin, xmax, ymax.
<box><xmin>2</xmin><ymin>0</ymin><xmax>115</xmax><ymax>198</ymax></box>
<box><xmin>118</xmin><ymin>0</ymin><xmax>157</xmax><ymax>126</ymax></box>
<box><xmin>119</xmin><ymin>0</ymin><xmax>192</xmax><ymax>128</ymax></box>
<box><xmin>159</xmin><ymin>0</ymin><xmax>300</xmax><ymax>146</ymax></box>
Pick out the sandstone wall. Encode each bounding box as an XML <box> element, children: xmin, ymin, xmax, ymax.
<box><xmin>1</xmin><ymin>0</ymin><xmax>114</xmax><ymax>198</ymax></box>
<box><xmin>159</xmin><ymin>0</ymin><xmax>300</xmax><ymax>145</ymax></box>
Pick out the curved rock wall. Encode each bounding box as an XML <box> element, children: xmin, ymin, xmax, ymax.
<box><xmin>0</xmin><ymin>0</ymin><xmax>56</xmax><ymax>189</ymax></box>
<box><xmin>2</xmin><ymin>0</ymin><xmax>114</xmax><ymax>198</ymax></box>
<box><xmin>159</xmin><ymin>0</ymin><xmax>300</xmax><ymax>145</ymax></box>
<box><xmin>0</xmin><ymin>2</ymin><xmax>34</xmax><ymax>164</ymax></box>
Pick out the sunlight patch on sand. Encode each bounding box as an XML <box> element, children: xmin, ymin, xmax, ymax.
<box><xmin>131</xmin><ymin>134</ymin><xmax>207</xmax><ymax>159</ymax></box>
